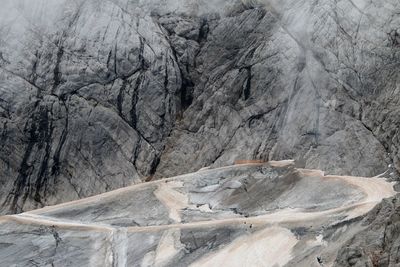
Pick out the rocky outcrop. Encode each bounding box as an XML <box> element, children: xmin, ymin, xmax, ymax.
<box><xmin>0</xmin><ymin>0</ymin><xmax>399</xmax><ymax>215</ymax></box>
<box><xmin>334</xmin><ymin>194</ymin><xmax>400</xmax><ymax>267</ymax></box>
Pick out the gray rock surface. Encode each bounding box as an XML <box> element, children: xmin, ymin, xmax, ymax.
<box><xmin>2</xmin><ymin>0</ymin><xmax>398</xmax><ymax>214</ymax></box>
<box><xmin>0</xmin><ymin>10</ymin><xmax>400</xmax><ymax>267</ymax></box>
<box><xmin>0</xmin><ymin>0</ymin><xmax>188</xmax><ymax>213</ymax></box>
<box><xmin>155</xmin><ymin>0</ymin><xmax>400</xmax><ymax>179</ymax></box>
<box><xmin>334</xmin><ymin>195</ymin><xmax>400</xmax><ymax>267</ymax></box>
<box><xmin>0</xmin><ymin>162</ymin><xmax>395</xmax><ymax>266</ymax></box>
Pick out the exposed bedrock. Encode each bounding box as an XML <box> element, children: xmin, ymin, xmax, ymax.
<box><xmin>0</xmin><ymin>0</ymin><xmax>399</xmax><ymax>214</ymax></box>
<box><xmin>0</xmin><ymin>162</ymin><xmax>396</xmax><ymax>267</ymax></box>
<box><xmin>334</xmin><ymin>195</ymin><xmax>400</xmax><ymax>267</ymax></box>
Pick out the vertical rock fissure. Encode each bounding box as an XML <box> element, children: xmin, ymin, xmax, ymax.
<box><xmin>52</xmin><ymin>45</ymin><xmax>64</xmax><ymax>93</ymax></box>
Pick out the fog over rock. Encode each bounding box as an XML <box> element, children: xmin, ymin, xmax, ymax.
<box><xmin>0</xmin><ymin>0</ymin><xmax>399</xmax><ymax>216</ymax></box>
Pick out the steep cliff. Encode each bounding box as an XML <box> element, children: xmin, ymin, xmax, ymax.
<box><xmin>0</xmin><ymin>0</ymin><xmax>399</xmax><ymax>216</ymax></box>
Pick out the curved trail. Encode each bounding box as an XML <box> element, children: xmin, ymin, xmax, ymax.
<box><xmin>0</xmin><ymin>162</ymin><xmax>396</xmax><ymax>267</ymax></box>
<box><xmin>2</xmin><ymin>165</ymin><xmax>395</xmax><ymax>232</ymax></box>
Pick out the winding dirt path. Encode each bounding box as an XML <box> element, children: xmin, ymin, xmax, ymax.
<box><xmin>2</xmin><ymin>164</ymin><xmax>395</xmax><ymax>233</ymax></box>
<box><xmin>0</xmin><ymin>162</ymin><xmax>396</xmax><ymax>267</ymax></box>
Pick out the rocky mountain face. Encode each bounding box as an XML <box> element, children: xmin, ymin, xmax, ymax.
<box><xmin>0</xmin><ymin>0</ymin><xmax>400</xmax><ymax>266</ymax></box>
<box><xmin>155</xmin><ymin>0</ymin><xmax>400</xmax><ymax>179</ymax></box>
<box><xmin>0</xmin><ymin>0</ymin><xmax>399</xmax><ymax>253</ymax></box>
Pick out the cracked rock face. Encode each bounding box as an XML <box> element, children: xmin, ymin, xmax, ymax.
<box><xmin>0</xmin><ymin>0</ymin><xmax>186</xmax><ymax>213</ymax></box>
<box><xmin>155</xmin><ymin>0</ymin><xmax>400</xmax><ymax>179</ymax></box>
<box><xmin>0</xmin><ymin>0</ymin><xmax>399</xmax><ymax>217</ymax></box>
<box><xmin>334</xmin><ymin>194</ymin><xmax>400</xmax><ymax>267</ymax></box>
